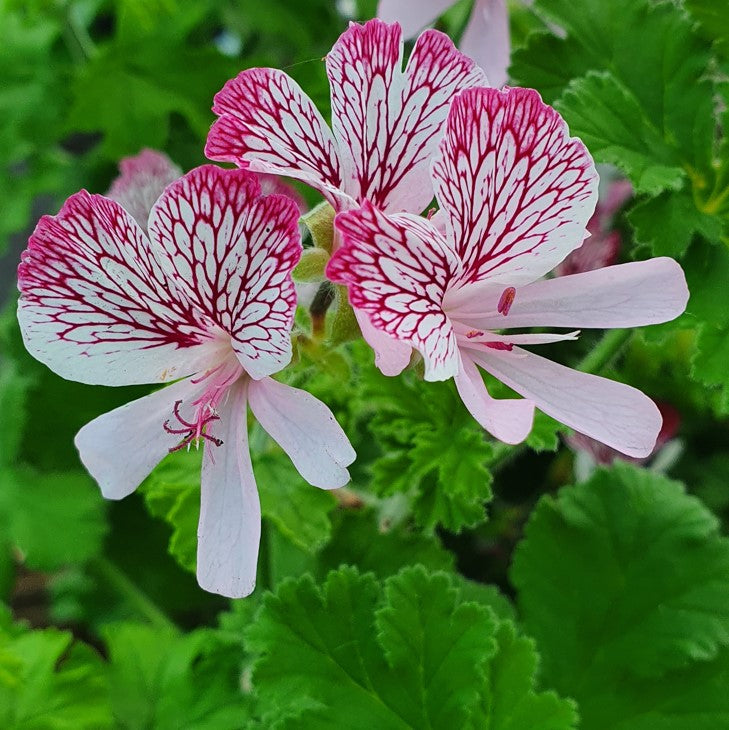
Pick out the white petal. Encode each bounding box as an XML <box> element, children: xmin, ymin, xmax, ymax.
<box><xmin>471</xmin><ymin>346</ymin><xmax>662</xmax><ymax>458</ymax></box>
<box><xmin>197</xmin><ymin>382</ymin><xmax>261</xmax><ymax>598</ymax></box>
<box><xmin>248</xmin><ymin>377</ymin><xmax>356</xmax><ymax>489</ymax></box>
<box><xmin>460</xmin><ymin>0</ymin><xmax>510</xmax><ymax>88</ymax></box>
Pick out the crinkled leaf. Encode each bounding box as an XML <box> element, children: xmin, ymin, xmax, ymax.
<box><xmin>512</xmin><ymin>464</ymin><xmax>729</xmax><ymax>718</ymax></box>
<box><xmin>691</xmin><ymin>324</ymin><xmax>729</xmax><ymax>415</ymax></box>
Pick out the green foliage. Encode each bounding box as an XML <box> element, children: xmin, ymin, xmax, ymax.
<box><xmin>0</xmin><ymin>609</ymin><xmax>111</xmax><ymax>729</ymax></box>
<box><xmin>103</xmin><ymin>623</ymin><xmax>250</xmax><ymax>728</ymax></box>
<box><xmin>245</xmin><ymin>566</ymin><xmax>572</xmax><ymax>728</ymax></box>
<box><xmin>512</xmin><ymin>463</ymin><xmax>729</xmax><ymax>728</ymax></box>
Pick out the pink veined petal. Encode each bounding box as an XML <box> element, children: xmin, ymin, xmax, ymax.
<box><xmin>197</xmin><ymin>381</ymin><xmax>261</xmax><ymax>599</ymax></box>
<box><xmin>446</xmin><ymin>258</ymin><xmax>689</xmax><ymax>330</ymax></box>
<box><xmin>356</xmin><ymin>308</ymin><xmax>412</xmax><ymax>376</ymax></box>
<box><xmin>205</xmin><ymin>68</ymin><xmax>351</xmax><ymax>210</ymax></box>
<box><xmin>248</xmin><ymin>377</ymin><xmax>356</xmax><ymax>489</ymax></box>
<box><xmin>460</xmin><ymin>0</ymin><xmax>510</xmax><ymax>88</ymax></box>
<box><xmin>328</xmin><ymin>202</ymin><xmax>461</xmax><ymax>381</ymax></box>
<box><xmin>377</xmin><ymin>0</ymin><xmax>453</xmax><ymax>38</ymax></box>
<box><xmin>455</xmin><ymin>350</ymin><xmax>535</xmax><ymax>444</ymax></box>
<box><xmin>74</xmin><ymin>376</ymin><xmax>207</xmax><ymax>500</ymax></box>
<box><xmin>471</xmin><ymin>346</ymin><xmax>662</xmax><ymax>458</ymax></box>
<box><xmin>17</xmin><ymin>191</ymin><xmax>219</xmax><ymax>386</ymax></box>
<box><xmin>432</xmin><ymin>87</ymin><xmax>598</xmax><ymax>288</ymax></box>
<box><xmin>107</xmin><ymin>149</ymin><xmax>182</xmax><ymax>230</ymax></box>
<box><xmin>147</xmin><ymin>166</ymin><xmax>302</xmax><ymax>380</ymax></box>
<box><xmin>327</xmin><ymin>20</ymin><xmax>488</xmax><ymax>214</ymax></box>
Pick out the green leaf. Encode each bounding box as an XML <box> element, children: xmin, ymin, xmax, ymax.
<box><xmin>556</xmin><ymin>71</ymin><xmax>684</xmax><ymax>195</ymax></box>
<box><xmin>256</xmin><ymin>450</ymin><xmax>337</xmax><ymax>553</ymax></box>
<box><xmin>0</xmin><ymin>467</ymin><xmax>107</xmax><ymax>570</ymax></box>
<box><xmin>512</xmin><ymin>463</ymin><xmax>729</xmax><ymax>726</ymax></box>
<box><xmin>0</xmin><ymin>355</ymin><xmax>33</xmax><ymax>468</ymax></box>
<box><xmin>0</xmin><ymin>618</ymin><xmax>111</xmax><ymax>729</ymax></box>
<box><xmin>103</xmin><ymin>623</ymin><xmax>250</xmax><ymax>729</ymax></box>
<box><xmin>628</xmin><ymin>189</ymin><xmax>724</xmax><ymax>256</ymax></box>
<box><xmin>691</xmin><ymin>323</ymin><xmax>729</xmax><ymax>415</ymax></box>
<box><xmin>246</xmin><ymin>566</ymin><xmax>499</xmax><ymax>728</ymax></box>
<box><xmin>685</xmin><ymin>0</ymin><xmax>729</xmax><ymax>59</ymax></box>
<box><xmin>470</xmin><ymin>622</ymin><xmax>577</xmax><ymax>730</ymax></box>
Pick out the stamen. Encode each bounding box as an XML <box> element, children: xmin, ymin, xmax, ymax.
<box><xmin>497</xmin><ymin>287</ymin><xmax>516</xmax><ymax>316</ymax></box>
<box><xmin>163</xmin><ymin>400</ymin><xmax>224</xmax><ymax>453</ymax></box>
<box><xmin>466</xmin><ymin>330</ymin><xmax>485</xmax><ymax>339</ymax></box>
<box><xmin>485</xmin><ymin>341</ymin><xmax>513</xmax><ymax>351</ymax></box>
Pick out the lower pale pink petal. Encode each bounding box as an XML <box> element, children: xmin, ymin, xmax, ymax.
<box><xmin>74</xmin><ymin>376</ymin><xmax>205</xmax><ymax>500</ymax></box>
<box><xmin>455</xmin><ymin>351</ymin><xmax>535</xmax><ymax>444</ymax></box>
<box><xmin>107</xmin><ymin>149</ymin><xmax>182</xmax><ymax>230</ymax></box>
<box><xmin>432</xmin><ymin>87</ymin><xmax>598</xmax><ymax>287</ymax></box>
<box><xmin>377</xmin><ymin>0</ymin><xmax>453</xmax><ymax>38</ymax></box>
<box><xmin>460</xmin><ymin>0</ymin><xmax>510</xmax><ymax>88</ymax></box>
<box><xmin>356</xmin><ymin>309</ymin><xmax>412</xmax><ymax>377</ymax></box>
<box><xmin>328</xmin><ymin>203</ymin><xmax>461</xmax><ymax>381</ymax></box>
<box><xmin>448</xmin><ymin>259</ymin><xmax>688</xmax><ymax>330</ymax></box>
<box><xmin>17</xmin><ymin>191</ymin><xmax>218</xmax><ymax>386</ymax></box>
<box><xmin>205</xmin><ymin>68</ymin><xmax>350</xmax><ymax>210</ymax></box>
<box><xmin>148</xmin><ymin>166</ymin><xmax>302</xmax><ymax>380</ymax></box>
<box><xmin>471</xmin><ymin>347</ymin><xmax>662</xmax><ymax>457</ymax></box>
<box><xmin>248</xmin><ymin>377</ymin><xmax>356</xmax><ymax>489</ymax></box>
<box><xmin>197</xmin><ymin>382</ymin><xmax>260</xmax><ymax>599</ymax></box>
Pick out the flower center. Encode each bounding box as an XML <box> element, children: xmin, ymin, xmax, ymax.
<box><xmin>162</xmin><ymin>358</ymin><xmax>243</xmax><ymax>453</ymax></box>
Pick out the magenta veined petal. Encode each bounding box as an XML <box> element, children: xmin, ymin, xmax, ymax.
<box><xmin>446</xmin><ymin>258</ymin><xmax>689</xmax><ymax>330</ymax></box>
<box><xmin>329</xmin><ymin>202</ymin><xmax>461</xmax><ymax>381</ymax></box>
<box><xmin>147</xmin><ymin>165</ymin><xmax>302</xmax><ymax>380</ymax></box>
<box><xmin>107</xmin><ymin>149</ymin><xmax>182</xmax><ymax>230</ymax></box>
<box><xmin>74</xmin><ymin>376</ymin><xmax>209</xmax><ymax>500</ymax></box>
<box><xmin>248</xmin><ymin>377</ymin><xmax>356</xmax><ymax>489</ymax></box>
<box><xmin>17</xmin><ymin>191</ymin><xmax>219</xmax><ymax>386</ymax></box>
<box><xmin>432</xmin><ymin>86</ymin><xmax>598</xmax><ymax>288</ymax></box>
<box><xmin>454</xmin><ymin>351</ymin><xmax>535</xmax><ymax>444</ymax></box>
<box><xmin>197</xmin><ymin>382</ymin><xmax>261</xmax><ymax>599</ymax></box>
<box><xmin>327</xmin><ymin>20</ymin><xmax>487</xmax><ymax>214</ymax></box>
<box><xmin>471</xmin><ymin>346</ymin><xmax>663</xmax><ymax>458</ymax></box>
<box><xmin>205</xmin><ymin>68</ymin><xmax>349</xmax><ymax>209</ymax></box>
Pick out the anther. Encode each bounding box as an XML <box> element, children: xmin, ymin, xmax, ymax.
<box><xmin>497</xmin><ymin>287</ymin><xmax>516</xmax><ymax>316</ymax></box>
<box><xmin>485</xmin><ymin>341</ymin><xmax>513</xmax><ymax>351</ymax></box>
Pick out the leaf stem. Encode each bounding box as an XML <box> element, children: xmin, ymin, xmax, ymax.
<box><xmin>91</xmin><ymin>557</ymin><xmax>177</xmax><ymax>632</ymax></box>
<box><xmin>577</xmin><ymin>328</ymin><xmax>632</xmax><ymax>374</ymax></box>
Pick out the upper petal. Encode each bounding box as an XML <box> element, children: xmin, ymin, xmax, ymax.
<box><xmin>447</xmin><ymin>258</ymin><xmax>689</xmax><ymax>330</ymax></box>
<box><xmin>197</xmin><ymin>382</ymin><xmax>261</xmax><ymax>598</ymax></box>
<box><xmin>377</xmin><ymin>0</ymin><xmax>453</xmax><ymax>38</ymax></box>
<box><xmin>147</xmin><ymin>166</ymin><xmax>302</xmax><ymax>380</ymax></box>
<box><xmin>471</xmin><ymin>346</ymin><xmax>662</xmax><ymax>458</ymax></box>
<box><xmin>433</xmin><ymin>86</ymin><xmax>598</xmax><ymax>288</ymax></box>
<box><xmin>107</xmin><ymin>149</ymin><xmax>182</xmax><ymax>230</ymax></box>
<box><xmin>205</xmin><ymin>68</ymin><xmax>350</xmax><ymax>209</ymax></box>
<box><xmin>327</xmin><ymin>19</ymin><xmax>487</xmax><ymax>213</ymax></box>
<box><xmin>455</xmin><ymin>350</ymin><xmax>535</xmax><ymax>444</ymax></box>
<box><xmin>460</xmin><ymin>0</ymin><xmax>510</xmax><ymax>88</ymax></box>
<box><xmin>248</xmin><ymin>377</ymin><xmax>356</xmax><ymax>489</ymax></box>
<box><xmin>17</xmin><ymin>191</ymin><xmax>218</xmax><ymax>386</ymax></box>
<box><xmin>328</xmin><ymin>202</ymin><xmax>461</xmax><ymax>381</ymax></box>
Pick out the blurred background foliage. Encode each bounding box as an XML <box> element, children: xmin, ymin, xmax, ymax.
<box><xmin>1</xmin><ymin>0</ymin><xmax>729</xmax><ymax>728</ymax></box>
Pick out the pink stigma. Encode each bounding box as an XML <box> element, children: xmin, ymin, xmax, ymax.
<box><xmin>163</xmin><ymin>400</ymin><xmax>223</xmax><ymax>452</ymax></box>
<box><xmin>497</xmin><ymin>287</ymin><xmax>516</xmax><ymax>316</ymax></box>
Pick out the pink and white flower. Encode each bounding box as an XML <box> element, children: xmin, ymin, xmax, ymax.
<box><xmin>205</xmin><ymin>18</ymin><xmax>488</xmax><ymax>375</ymax></box>
<box><xmin>327</xmin><ymin>87</ymin><xmax>689</xmax><ymax>456</ymax></box>
<box><xmin>378</xmin><ymin>0</ymin><xmax>511</xmax><ymax>88</ymax></box>
<box><xmin>17</xmin><ymin>165</ymin><xmax>355</xmax><ymax>598</ymax></box>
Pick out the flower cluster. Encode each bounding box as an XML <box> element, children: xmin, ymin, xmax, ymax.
<box><xmin>17</xmin><ymin>19</ymin><xmax>688</xmax><ymax>598</ymax></box>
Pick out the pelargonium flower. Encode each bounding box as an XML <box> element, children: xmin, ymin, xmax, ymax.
<box><xmin>555</xmin><ymin>177</ymin><xmax>632</xmax><ymax>276</ymax></box>
<box><xmin>205</xmin><ymin>18</ymin><xmax>488</xmax><ymax>374</ymax></box>
<box><xmin>327</xmin><ymin>87</ymin><xmax>689</xmax><ymax>456</ymax></box>
<box><xmin>17</xmin><ymin>165</ymin><xmax>355</xmax><ymax>597</ymax></box>
<box><xmin>378</xmin><ymin>0</ymin><xmax>510</xmax><ymax>87</ymax></box>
